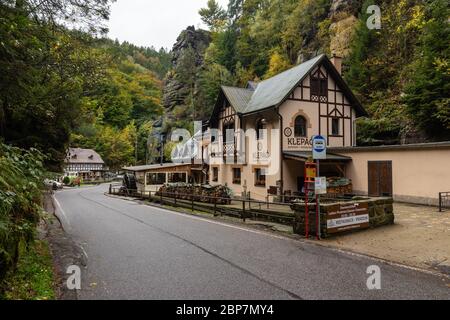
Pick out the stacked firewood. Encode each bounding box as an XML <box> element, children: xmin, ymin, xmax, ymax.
<box><xmin>327</xmin><ymin>184</ymin><xmax>353</xmax><ymax>195</ymax></box>
<box><xmin>157</xmin><ymin>183</ymin><xmax>232</xmax><ymax>204</ymax></box>
<box><xmin>326</xmin><ymin>177</ymin><xmax>353</xmax><ymax>195</ymax></box>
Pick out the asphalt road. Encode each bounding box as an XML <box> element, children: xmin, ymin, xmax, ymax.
<box><xmin>54</xmin><ymin>184</ymin><xmax>449</xmax><ymax>300</ymax></box>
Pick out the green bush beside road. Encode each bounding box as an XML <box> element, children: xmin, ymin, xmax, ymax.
<box><xmin>0</xmin><ymin>142</ymin><xmax>54</xmax><ymax>298</ymax></box>
<box><xmin>0</xmin><ymin>240</ymin><xmax>55</xmax><ymax>300</ymax></box>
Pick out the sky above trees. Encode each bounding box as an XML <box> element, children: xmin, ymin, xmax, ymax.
<box><xmin>107</xmin><ymin>0</ymin><xmax>229</xmax><ymax>50</ymax></box>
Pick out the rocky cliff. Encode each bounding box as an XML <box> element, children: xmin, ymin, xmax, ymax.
<box><xmin>162</xmin><ymin>26</ymin><xmax>211</xmax><ymax>126</ymax></box>
<box><xmin>329</xmin><ymin>0</ymin><xmax>362</xmax><ymax>57</ymax></box>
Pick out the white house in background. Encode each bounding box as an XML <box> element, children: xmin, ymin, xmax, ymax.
<box><xmin>64</xmin><ymin>148</ymin><xmax>107</xmax><ymax>180</ymax></box>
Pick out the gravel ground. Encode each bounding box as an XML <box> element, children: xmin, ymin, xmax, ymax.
<box><xmin>322</xmin><ymin>203</ymin><xmax>450</xmax><ymax>275</ymax></box>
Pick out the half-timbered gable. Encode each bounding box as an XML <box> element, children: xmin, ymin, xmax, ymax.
<box><xmin>279</xmin><ymin>57</ymin><xmax>366</xmax><ymax>151</ymax></box>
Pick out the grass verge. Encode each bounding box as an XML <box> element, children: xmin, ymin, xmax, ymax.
<box><xmin>0</xmin><ymin>240</ymin><xmax>56</xmax><ymax>300</ymax></box>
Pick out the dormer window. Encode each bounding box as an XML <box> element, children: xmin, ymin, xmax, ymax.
<box><xmin>311</xmin><ymin>76</ymin><xmax>328</xmax><ymax>97</ymax></box>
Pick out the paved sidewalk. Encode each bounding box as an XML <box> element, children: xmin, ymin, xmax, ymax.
<box><xmin>322</xmin><ymin>203</ymin><xmax>450</xmax><ymax>275</ymax></box>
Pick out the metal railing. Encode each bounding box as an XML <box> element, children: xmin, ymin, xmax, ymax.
<box><xmin>439</xmin><ymin>192</ymin><xmax>450</xmax><ymax>212</ymax></box>
<box><xmin>109</xmin><ymin>185</ymin><xmax>296</xmax><ymax>225</ymax></box>
<box><xmin>108</xmin><ymin>184</ymin><xmax>361</xmax><ymax>225</ymax></box>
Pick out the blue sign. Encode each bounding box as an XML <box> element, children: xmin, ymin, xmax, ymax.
<box><xmin>313</xmin><ymin>135</ymin><xmax>327</xmax><ymax>160</ymax></box>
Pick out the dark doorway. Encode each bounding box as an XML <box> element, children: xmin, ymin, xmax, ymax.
<box><xmin>297</xmin><ymin>176</ymin><xmax>305</xmax><ymax>193</ymax></box>
<box><xmin>368</xmin><ymin>161</ymin><xmax>393</xmax><ymax>197</ymax></box>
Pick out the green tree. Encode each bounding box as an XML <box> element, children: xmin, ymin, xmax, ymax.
<box><xmin>72</xmin><ymin>55</ymin><xmax>163</xmax><ymax>168</ymax></box>
<box><xmin>0</xmin><ymin>143</ymin><xmax>45</xmax><ymax>282</ymax></box>
<box><xmin>215</xmin><ymin>28</ymin><xmax>239</xmax><ymax>72</ymax></box>
<box><xmin>199</xmin><ymin>0</ymin><xmax>227</xmax><ymax>31</ymax></box>
<box><xmin>227</xmin><ymin>0</ymin><xmax>244</xmax><ymax>24</ymax></box>
<box><xmin>2</xmin><ymin>0</ymin><xmax>112</xmax><ymax>33</ymax></box>
<box><xmin>197</xmin><ymin>62</ymin><xmax>233</xmax><ymax>119</ymax></box>
<box><xmin>0</xmin><ymin>1</ymin><xmax>112</xmax><ymax>170</ymax></box>
<box><xmin>264</xmin><ymin>50</ymin><xmax>291</xmax><ymax>79</ymax></box>
<box><xmin>95</xmin><ymin>123</ymin><xmax>137</xmax><ymax>170</ymax></box>
<box><xmin>344</xmin><ymin>0</ymin><xmax>379</xmax><ymax>105</ymax></box>
<box><xmin>403</xmin><ymin>0</ymin><xmax>450</xmax><ymax>139</ymax></box>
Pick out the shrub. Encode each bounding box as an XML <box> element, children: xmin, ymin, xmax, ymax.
<box><xmin>0</xmin><ymin>143</ymin><xmax>45</xmax><ymax>283</ymax></box>
<box><xmin>63</xmin><ymin>176</ymin><xmax>71</xmax><ymax>185</ymax></box>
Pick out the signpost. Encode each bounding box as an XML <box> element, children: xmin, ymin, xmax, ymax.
<box><xmin>312</xmin><ymin>135</ymin><xmax>327</xmax><ymax>240</ymax></box>
<box><xmin>312</xmin><ymin>135</ymin><xmax>327</xmax><ymax>160</ymax></box>
<box><xmin>304</xmin><ymin>162</ymin><xmax>317</xmax><ymax>239</ymax></box>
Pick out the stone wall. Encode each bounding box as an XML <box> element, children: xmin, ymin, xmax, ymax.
<box><xmin>291</xmin><ymin>197</ymin><xmax>395</xmax><ymax>238</ymax></box>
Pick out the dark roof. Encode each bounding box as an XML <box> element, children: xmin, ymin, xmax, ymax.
<box><xmin>246</xmin><ymin>81</ymin><xmax>259</xmax><ymax>90</ymax></box>
<box><xmin>244</xmin><ymin>55</ymin><xmax>324</xmax><ymax>114</ymax></box>
<box><xmin>283</xmin><ymin>151</ymin><xmax>352</xmax><ymax>162</ymax></box>
<box><xmin>329</xmin><ymin>141</ymin><xmax>450</xmax><ymax>153</ymax></box>
<box><xmin>65</xmin><ymin>148</ymin><xmax>104</xmax><ymax>164</ymax></box>
<box><xmin>123</xmin><ymin>163</ymin><xmax>192</xmax><ymax>172</ymax></box>
<box><xmin>211</xmin><ymin>55</ymin><xmax>368</xmax><ymax>120</ymax></box>
<box><xmin>221</xmin><ymin>86</ymin><xmax>253</xmax><ymax>113</ymax></box>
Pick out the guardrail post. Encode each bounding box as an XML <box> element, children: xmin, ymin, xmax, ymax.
<box><xmin>242</xmin><ymin>199</ymin><xmax>246</xmax><ymax>222</ymax></box>
<box><xmin>439</xmin><ymin>192</ymin><xmax>442</xmax><ymax>212</ymax></box>
<box><xmin>191</xmin><ymin>195</ymin><xmax>194</xmax><ymax>212</ymax></box>
<box><xmin>109</xmin><ymin>184</ymin><xmax>112</xmax><ymax>194</ymax></box>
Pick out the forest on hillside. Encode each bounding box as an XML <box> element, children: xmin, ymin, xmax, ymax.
<box><xmin>0</xmin><ymin>0</ymin><xmax>171</xmax><ymax>171</ymax></box>
<box><xmin>69</xmin><ymin>38</ymin><xmax>171</xmax><ymax>170</ymax></box>
<box><xmin>163</xmin><ymin>0</ymin><xmax>449</xmax><ymax>145</ymax></box>
<box><xmin>0</xmin><ymin>0</ymin><xmax>448</xmax><ymax>171</ymax></box>
<box><xmin>0</xmin><ymin>1</ymin><xmax>174</xmax><ymax>284</ymax></box>
<box><xmin>0</xmin><ymin>0</ymin><xmax>447</xmax><ymax>300</ymax></box>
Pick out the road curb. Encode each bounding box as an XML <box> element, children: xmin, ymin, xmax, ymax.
<box><xmin>44</xmin><ymin>193</ymin><xmax>83</xmax><ymax>300</ymax></box>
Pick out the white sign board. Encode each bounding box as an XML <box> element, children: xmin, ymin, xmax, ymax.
<box><xmin>313</xmin><ymin>135</ymin><xmax>327</xmax><ymax>160</ymax></box>
<box><xmin>327</xmin><ymin>214</ymin><xmax>370</xmax><ymax>229</ymax></box>
<box><xmin>315</xmin><ymin>177</ymin><xmax>327</xmax><ymax>195</ymax></box>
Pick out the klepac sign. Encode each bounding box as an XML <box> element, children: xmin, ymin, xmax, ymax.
<box><xmin>312</xmin><ymin>135</ymin><xmax>326</xmax><ymax>160</ymax></box>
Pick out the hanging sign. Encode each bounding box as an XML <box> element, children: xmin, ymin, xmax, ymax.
<box><xmin>313</xmin><ymin>135</ymin><xmax>327</xmax><ymax>160</ymax></box>
<box><xmin>305</xmin><ymin>162</ymin><xmax>317</xmax><ymax>183</ymax></box>
<box><xmin>315</xmin><ymin>177</ymin><xmax>327</xmax><ymax>195</ymax></box>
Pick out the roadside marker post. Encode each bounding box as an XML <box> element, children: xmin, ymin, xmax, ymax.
<box><xmin>316</xmin><ymin>161</ymin><xmax>321</xmax><ymax>240</ymax></box>
<box><xmin>304</xmin><ymin>162</ymin><xmax>317</xmax><ymax>239</ymax></box>
<box><xmin>313</xmin><ymin>135</ymin><xmax>327</xmax><ymax>240</ymax></box>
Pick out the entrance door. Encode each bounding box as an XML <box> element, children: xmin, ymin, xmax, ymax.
<box><xmin>297</xmin><ymin>176</ymin><xmax>305</xmax><ymax>193</ymax></box>
<box><xmin>368</xmin><ymin>161</ymin><xmax>393</xmax><ymax>197</ymax></box>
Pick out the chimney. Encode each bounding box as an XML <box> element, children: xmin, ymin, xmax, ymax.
<box><xmin>331</xmin><ymin>54</ymin><xmax>343</xmax><ymax>75</ymax></box>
